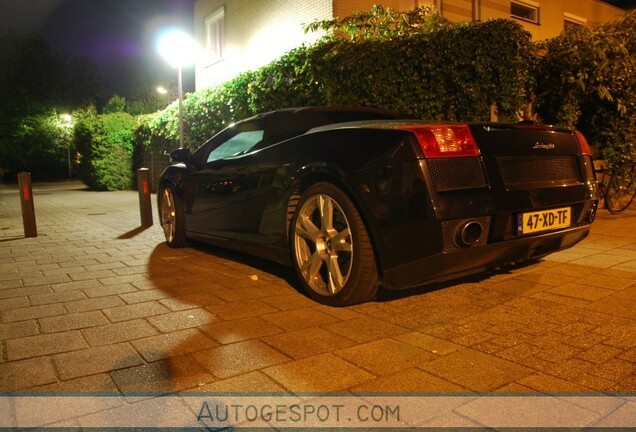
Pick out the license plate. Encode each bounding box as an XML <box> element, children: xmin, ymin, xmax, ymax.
<box><xmin>517</xmin><ymin>207</ymin><xmax>571</xmax><ymax>235</ymax></box>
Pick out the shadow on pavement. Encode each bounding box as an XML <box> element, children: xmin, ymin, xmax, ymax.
<box><xmin>117</xmin><ymin>226</ymin><xmax>152</xmax><ymax>240</ymax></box>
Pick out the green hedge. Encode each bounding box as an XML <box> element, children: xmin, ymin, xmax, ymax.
<box><xmin>533</xmin><ymin>11</ymin><xmax>636</xmax><ymax>166</ymax></box>
<box><xmin>136</xmin><ymin>18</ymin><xmax>533</xmax><ymax>151</ymax></box>
<box><xmin>312</xmin><ymin>19</ymin><xmax>533</xmax><ymax>121</ymax></box>
<box><xmin>74</xmin><ymin>112</ymin><xmax>136</xmax><ymax>190</ymax></box>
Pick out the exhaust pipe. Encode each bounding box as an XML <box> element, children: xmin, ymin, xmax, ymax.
<box><xmin>456</xmin><ymin>220</ymin><xmax>483</xmax><ymax>247</ymax></box>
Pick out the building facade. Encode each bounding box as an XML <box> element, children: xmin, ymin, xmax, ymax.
<box><xmin>193</xmin><ymin>0</ymin><xmax>626</xmax><ymax>90</ymax></box>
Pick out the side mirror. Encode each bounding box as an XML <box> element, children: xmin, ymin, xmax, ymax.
<box><xmin>170</xmin><ymin>148</ymin><xmax>192</xmax><ymax>164</ymax></box>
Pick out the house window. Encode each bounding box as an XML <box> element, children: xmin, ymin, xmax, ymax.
<box><xmin>204</xmin><ymin>7</ymin><xmax>225</xmax><ymax>65</ymax></box>
<box><xmin>511</xmin><ymin>1</ymin><xmax>539</xmax><ymax>24</ymax></box>
<box><xmin>564</xmin><ymin>12</ymin><xmax>587</xmax><ymax>30</ymax></box>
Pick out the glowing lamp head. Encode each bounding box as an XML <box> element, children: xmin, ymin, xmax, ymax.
<box><xmin>157</xmin><ymin>29</ymin><xmax>195</xmax><ymax>68</ymax></box>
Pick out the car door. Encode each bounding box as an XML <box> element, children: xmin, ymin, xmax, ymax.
<box><xmin>184</xmin><ymin>121</ymin><xmax>264</xmax><ymax>239</ymax></box>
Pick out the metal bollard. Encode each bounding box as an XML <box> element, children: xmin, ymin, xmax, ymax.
<box><xmin>137</xmin><ymin>168</ymin><xmax>153</xmax><ymax>227</ymax></box>
<box><xmin>17</xmin><ymin>172</ymin><xmax>37</xmax><ymax>238</ymax></box>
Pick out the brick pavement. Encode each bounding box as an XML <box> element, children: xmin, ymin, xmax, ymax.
<box><xmin>1</xmin><ymin>181</ymin><xmax>636</xmax><ymax>394</ymax></box>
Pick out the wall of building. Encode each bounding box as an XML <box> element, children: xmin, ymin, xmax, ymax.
<box><xmin>507</xmin><ymin>0</ymin><xmax>624</xmax><ymax>40</ymax></box>
<box><xmin>194</xmin><ymin>0</ymin><xmax>332</xmax><ymax>89</ymax></box>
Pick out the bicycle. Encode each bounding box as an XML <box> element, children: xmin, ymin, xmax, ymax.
<box><xmin>597</xmin><ymin>160</ymin><xmax>636</xmax><ymax>214</ymax></box>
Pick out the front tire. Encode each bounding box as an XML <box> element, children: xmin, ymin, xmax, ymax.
<box><xmin>159</xmin><ymin>186</ymin><xmax>187</xmax><ymax>248</ymax></box>
<box><xmin>290</xmin><ymin>182</ymin><xmax>378</xmax><ymax>306</ymax></box>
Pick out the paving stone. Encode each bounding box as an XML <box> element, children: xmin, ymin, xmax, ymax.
<box><xmin>587</xmin><ymin>358</ymin><xmax>636</xmax><ymax>382</ymax></box>
<box><xmin>605</xmin><ymin>373</ymin><xmax>636</xmax><ymax>392</ymax></box>
<box><xmin>587</xmin><ymin>296</ymin><xmax>636</xmax><ymax>320</ymax></box>
<box><xmin>578</xmin><ymin>344</ymin><xmax>623</xmax><ymax>364</ymax></box>
<box><xmin>260</xmin><ymin>294</ymin><xmax>317</xmax><ymax>311</ymax></box>
<box><xmin>0</xmin><ymin>279</ymin><xmax>23</xmax><ymax>289</ymax></box>
<box><xmin>98</xmin><ymin>274</ymin><xmax>148</xmax><ymax>286</ymax></box>
<box><xmin>547</xmin><ymin>284</ymin><xmax>615</xmax><ymax>301</ymax></box>
<box><xmin>263</xmin><ymin>327</ymin><xmax>355</xmax><ymax>359</ymax></box>
<box><xmin>83</xmin><ymin>283</ymin><xmax>138</xmax><ymax>298</ymax></box>
<box><xmin>335</xmin><ymin>338</ymin><xmax>437</xmax><ymax>376</ymax></box>
<box><xmin>517</xmin><ymin>373</ymin><xmax>591</xmax><ymax>392</ymax></box>
<box><xmin>82</xmin><ymin>319</ymin><xmax>159</xmax><ymax>346</ymax></box>
<box><xmin>132</xmin><ymin>328</ymin><xmax>217</xmax><ymax>362</ymax></box>
<box><xmin>263</xmin><ymin>353</ymin><xmax>375</xmax><ymax>392</ymax></box>
<box><xmin>530</xmin><ymin>292</ymin><xmax>593</xmax><ymax>308</ymax></box>
<box><xmin>2</xmin><ymin>303</ymin><xmax>67</xmax><ymax>323</ymax></box>
<box><xmin>147</xmin><ymin>308</ymin><xmax>217</xmax><ymax>333</ymax></box>
<box><xmin>576</xmin><ymin>274</ymin><xmax>635</xmax><ymax>290</ymax></box>
<box><xmin>199</xmin><ymin>316</ymin><xmax>283</xmax><ymax>344</ymax></box>
<box><xmin>0</xmin><ymin>357</ymin><xmax>58</xmax><ymax>391</ymax></box>
<box><xmin>323</xmin><ymin>316</ymin><xmax>407</xmax><ymax>343</ymax></box>
<box><xmin>212</xmin><ymin>287</ymin><xmax>272</xmax><ymax>302</ymax></box>
<box><xmin>64</xmin><ymin>295</ymin><xmax>125</xmax><ymax>313</ymax></box>
<box><xmin>488</xmin><ymin>279</ymin><xmax>553</xmax><ymax>296</ymax></box>
<box><xmin>6</xmin><ymin>331</ymin><xmax>88</xmax><ymax>360</ymax></box>
<box><xmin>419</xmin><ymin>348</ymin><xmax>533</xmax><ymax>391</ymax></box>
<box><xmin>193</xmin><ymin>340</ymin><xmax>289</xmax><ymax>379</ymax></box>
<box><xmin>616</xmin><ymin>286</ymin><xmax>636</xmax><ymax>301</ymax></box>
<box><xmin>50</xmin><ymin>279</ymin><xmax>103</xmax><ymax>293</ymax></box>
<box><xmin>0</xmin><ymin>285</ymin><xmax>50</xmax><ymax>300</ymax></box>
<box><xmin>29</xmin><ymin>373</ymin><xmax>120</xmax><ymax>393</ymax></box>
<box><xmin>119</xmin><ymin>289</ymin><xmax>172</xmax><ymax>304</ymax></box>
<box><xmin>23</xmin><ymin>274</ymin><xmax>70</xmax><ymax>287</ymax></box>
<box><xmin>261</xmin><ymin>308</ymin><xmax>340</xmax><ymax>331</ymax></box>
<box><xmin>351</xmin><ymin>368</ymin><xmax>466</xmax><ymax>392</ymax></box>
<box><xmin>0</xmin><ymin>296</ymin><xmax>29</xmax><ymax>311</ymax></box>
<box><xmin>53</xmin><ymin>343</ymin><xmax>144</xmax><ymax>380</ymax></box>
<box><xmin>111</xmin><ymin>265</ymin><xmax>147</xmax><ymax>276</ymax></box>
<box><xmin>102</xmin><ymin>301</ymin><xmax>170</xmax><ymax>322</ymax></box>
<box><xmin>159</xmin><ymin>293</ymin><xmax>224</xmax><ymax>311</ymax></box>
<box><xmin>40</xmin><ymin>311</ymin><xmax>109</xmax><ymax>333</ymax></box>
<box><xmin>110</xmin><ymin>355</ymin><xmax>215</xmax><ymax>393</ymax></box>
<box><xmin>206</xmin><ymin>300</ymin><xmax>279</xmax><ymax>321</ymax></box>
<box><xmin>0</xmin><ymin>320</ymin><xmax>40</xmax><ymax>341</ymax></box>
<box><xmin>517</xmin><ymin>272</ymin><xmax>580</xmax><ymax>287</ymax></box>
<box><xmin>29</xmin><ymin>290</ymin><xmax>86</xmax><ymax>305</ymax></box>
<box><xmin>194</xmin><ymin>371</ymin><xmax>287</xmax><ymax>393</ymax></box>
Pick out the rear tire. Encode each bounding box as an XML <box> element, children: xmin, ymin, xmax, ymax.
<box><xmin>606</xmin><ymin>162</ymin><xmax>636</xmax><ymax>214</ymax></box>
<box><xmin>159</xmin><ymin>186</ymin><xmax>187</xmax><ymax>247</ymax></box>
<box><xmin>290</xmin><ymin>182</ymin><xmax>378</xmax><ymax>306</ymax></box>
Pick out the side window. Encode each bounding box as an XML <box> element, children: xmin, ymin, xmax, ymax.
<box><xmin>206</xmin><ymin>129</ymin><xmax>264</xmax><ymax>163</ymax></box>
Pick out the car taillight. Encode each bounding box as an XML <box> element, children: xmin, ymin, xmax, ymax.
<box><xmin>400</xmin><ymin>124</ymin><xmax>480</xmax><ymax>158</ymax></box>
<box><xmin>575</xmin><ymin>130</ymin><xmax>592</xmax><ymax>156</ymax></box>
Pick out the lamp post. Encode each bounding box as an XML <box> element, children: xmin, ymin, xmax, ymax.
<box><xmin>61</xmin><ymin>114</ymin><xmax>73</xmax><ymax>179</ymax></box>
<box><xmin>157</xmin><ymin>29</ymin><xmax>195</xmax><ymax>149</ymax></box>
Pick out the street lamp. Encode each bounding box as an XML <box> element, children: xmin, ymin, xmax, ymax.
<box><xmin>157</xmin><ymin>29</ymin><xmax>195</xmax><ymax>148</ymax></box>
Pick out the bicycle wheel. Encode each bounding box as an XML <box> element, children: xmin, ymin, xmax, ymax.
<box><xmin>606</xmin><ymin>162</ymin><xmax>636</xmax><ymax>214</ymax></box>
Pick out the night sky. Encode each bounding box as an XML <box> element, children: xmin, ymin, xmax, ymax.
<box><xmin>0</xmin><ymin>0</ymin><xmax>195</xmax><ymax>98</ymax></box>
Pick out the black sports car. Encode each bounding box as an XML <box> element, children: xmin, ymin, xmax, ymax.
<box><xmin>158</xmin><ymin>106</ymin><xmax>598</xmax><ymax>306</ymax></box>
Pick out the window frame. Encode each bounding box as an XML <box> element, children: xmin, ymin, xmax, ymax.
<box><xmin>563</xmin><ymin>12</ymin><xmax>587</xmax><ymax>30</ymax></box>
<box><xmin>510</xmin><ymin>1</ymin><xmax>540</xmax><ymax>25</ymax></box>
<box><xmin>204</xmin><ymin>7</ymin><xmax>225</xmax><ymax>66</ymax></box>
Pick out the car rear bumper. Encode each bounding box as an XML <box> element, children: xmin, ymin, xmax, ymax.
<box><xmin>382</xmin><ymin>224</ymin><xmax>591</xmax><ymax>290</ymax></box>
